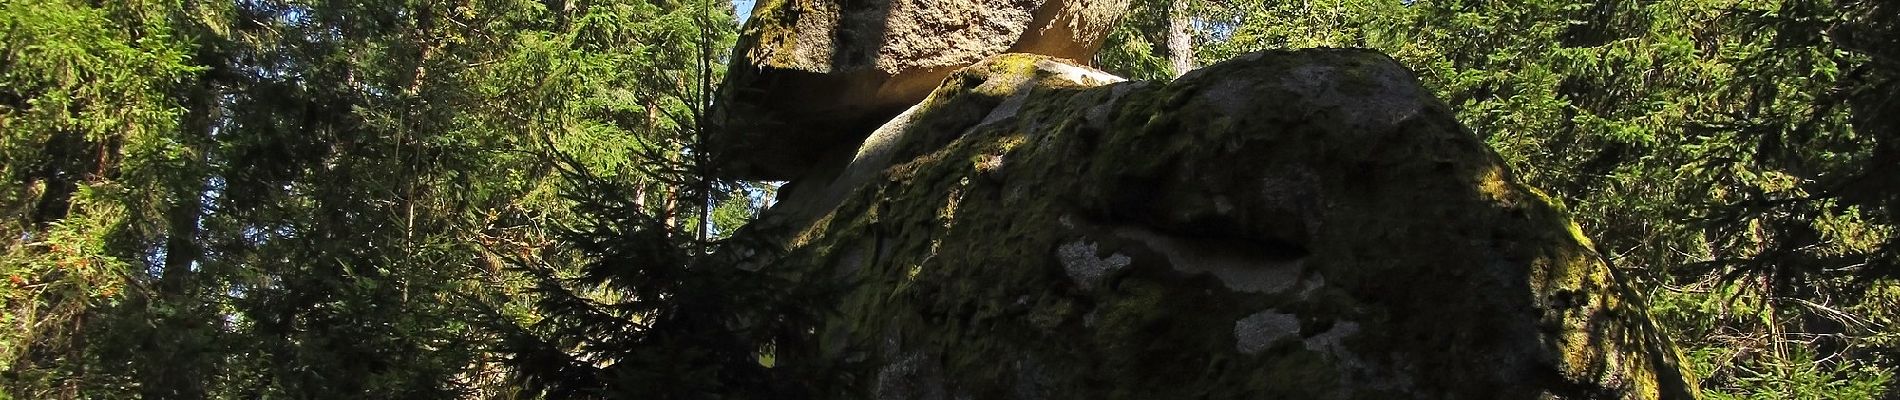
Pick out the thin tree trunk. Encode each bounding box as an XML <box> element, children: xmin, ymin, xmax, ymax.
<box><xmin>696</xmin><ymin>1</ymin><xmax>714</xmax><ymax>250</ymax></box>
<box><xmin>143</xmin><ymin>39</ymin><xmax>221</xmax><ymax>400</ymax></box>
<box><xmin>1167</xmin><ymin>0</ymin><xmax>1195</xmax><ymax>78</ymax></box>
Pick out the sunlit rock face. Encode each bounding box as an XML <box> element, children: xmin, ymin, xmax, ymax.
<box><xmin>710</xmin><ymin>0</ymin><xmax>1130</xmax><ymax>180</ymax></box>
<box><xmin>749</xmin><ymin>50</ymin><xmax>1700</xmax><ymax>399</ymax></box>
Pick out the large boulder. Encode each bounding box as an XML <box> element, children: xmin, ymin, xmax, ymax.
<box><xmin>755</xmin><ymin>50</ymin><xmax>1700</xmax><ymax>399</ymax></box>
<box><xmin>711</xmin><ymin>0</ymin><xmax>1131</xmax><ymax>180</ymax></box>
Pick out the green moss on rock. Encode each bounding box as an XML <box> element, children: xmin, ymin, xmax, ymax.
<box><xmin>753</xmin><ymin>49</ymin><xmax>1700</xmax><ymax>399</ymax></box>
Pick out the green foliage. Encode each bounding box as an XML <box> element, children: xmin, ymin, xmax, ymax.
<box><xmin>0</xmin><ymin>0</ymin><xmax>196</xmax><ymax>396</ymax></box>
<box><xmin>2</xmin><ymin>0</ymin><xmax>780</xmax><ymax>398</ymax></box>
<box><xmin>1695</xmin><ymin>348</ymin><xmax>1891</xmax><ymax>400</ymax></box>
<box><xmin>474</xmin><ymin>1</ymin><xmax>841</xmax><ymax>397</ymax></box>
<box><xmin>495</xmin><ymin>158</ymin><xmax>830</xmax><ymax>398</ymax></box>
<box><xmin>1094</xmin><ymin>0</ymin><xmax>1176</xmax><ymax>79</ymax></box>
<box><xmin>1096</xmin><ymin>22</ymin><xmax>1175</xmax><ymax>80</ymax></box>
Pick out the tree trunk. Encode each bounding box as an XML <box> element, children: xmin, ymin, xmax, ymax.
<box><xmin>1167</xmin><ymin>0</ymin><xmax>1195</xmax><ymax>77</ymax></box>
<box><xmin>141</xmin><ymin>39</ymin><xmax>222</xmax><ymax>400</ymax></box>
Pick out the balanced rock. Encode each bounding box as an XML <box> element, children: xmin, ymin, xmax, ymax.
<box><xmin>712</xmin><ymin>0</ymin><xmax>1131</xmax><ymax>179</ymax></box>
<box><xmin>760</xmin><ymin>50</ymin><xmax>1699</xmax><ymax>399</ymax></box>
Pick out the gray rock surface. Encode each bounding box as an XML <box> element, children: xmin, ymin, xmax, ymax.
<box><xmin>751</xmin><ymin>51</ymin><xmax>1701</xmax><ymax>399</ymax></box>
<box><xmin>710</xmin><ymin>0</ymin><xmax>1130</xmax><ymax>179</ymax></box>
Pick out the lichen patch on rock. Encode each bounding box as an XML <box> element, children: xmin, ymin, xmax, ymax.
<box><xmin>1056</xmin><ymin>240</ymin><xmax>1129</xmax><ymax>290</ymax></box>
<box><xmin>1234</xmin><ymin>310</ymin><xmax>1301</xmax><ymax>355</ymax></box>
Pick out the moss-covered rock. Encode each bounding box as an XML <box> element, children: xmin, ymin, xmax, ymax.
<box><xmin>756</xmin><ymin>49</ymin><xmax>1699</xmax><ymax>399</ymax></box>
<box><xmin>710</xmin><ymin>0</ymin><xmax>1131</xmax><ymax>180</ymax></box>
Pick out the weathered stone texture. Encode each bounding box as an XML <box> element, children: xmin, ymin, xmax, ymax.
<box><xmin>752</xmin><ymin>50</ymin><xmax>1700</xmax><ymax>399</ymax></box>
<box><xmin>712</xmin><ymin>0</ymin><xmax>1130</xmax><ymax>179</ymax></box>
